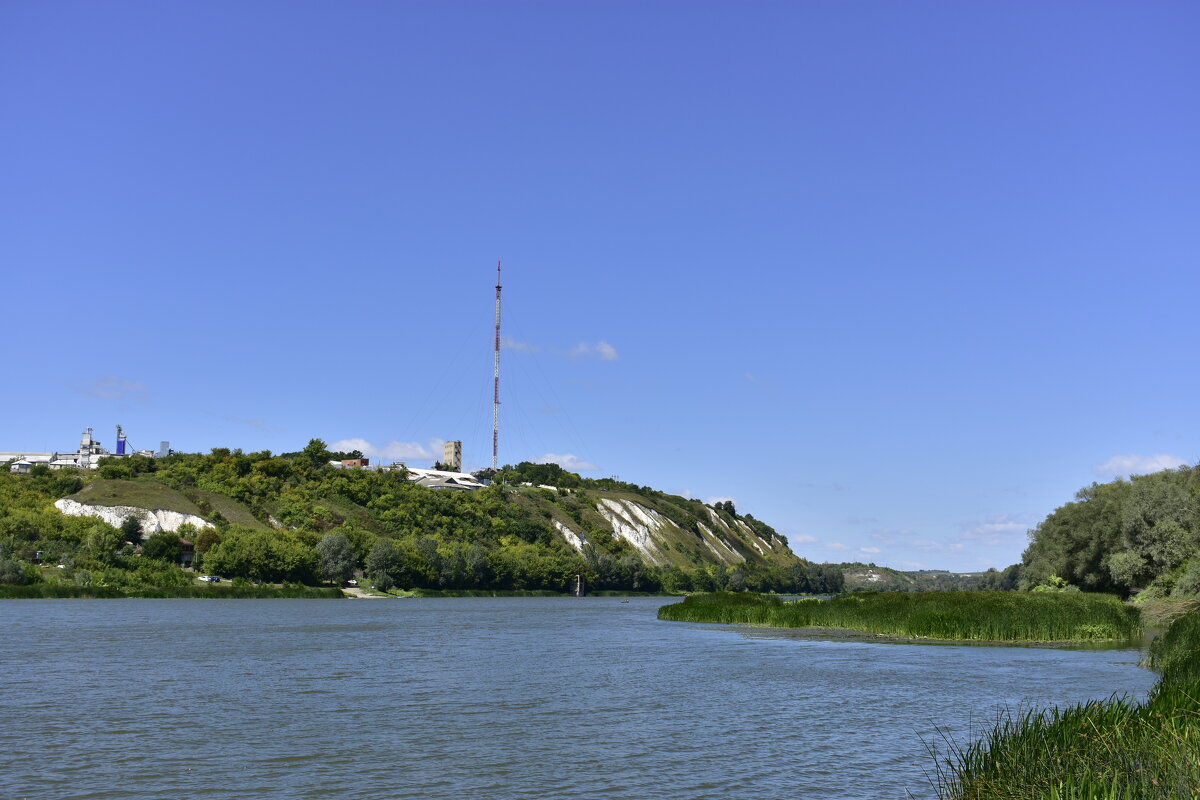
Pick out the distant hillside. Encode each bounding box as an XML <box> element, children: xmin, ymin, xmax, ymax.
<box><xmin>838</xmin><ymin>562</ymin><xmax>1018</xmax><ymax>592</ymax></box>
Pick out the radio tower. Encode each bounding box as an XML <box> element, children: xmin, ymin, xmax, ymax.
<box><xmin>492</xmin><ymin>261</ymin><xmax>502</xmax><ymax>470</ymax></box>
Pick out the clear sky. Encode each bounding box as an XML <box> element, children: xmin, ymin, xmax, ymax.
<box><xmin>3</xmin><ymin>1</ymin><xmax>1197</xmax><ymax>572</ymax></box>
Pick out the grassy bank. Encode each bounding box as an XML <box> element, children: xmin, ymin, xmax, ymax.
<box><xmin>0</xmin><ymin>583</ymin><xmax>344</xmax><ymax>599</ymax></box>
<box><xmin>658</xmin><ymin>591</ymin><xmax>1140</xmax><ymax>643</ymax></box>
<box><xmin>937</xmin><ymin>606</ymin><xmax>1200</xmax><ymax>799</ymax></box>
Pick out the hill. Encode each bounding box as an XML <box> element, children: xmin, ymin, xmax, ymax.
<box><xmin>0</xmin><ymin>441</ymin><xmax>843</xmax><ymax>595</ymax></box>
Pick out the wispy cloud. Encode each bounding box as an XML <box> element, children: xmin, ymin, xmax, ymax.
<box><xmin>826</xmin><ymin>542</ymin><xmax>850</xmax><ymax>551</ymax></box>
<box><xmin>537</xmin><ymin>453</ymin><xmax>598</xmax><ymax>472</ymax></box>
<box><xmin>860</xmin><ymin>546</ymin><xmax>881</xmax><ymax>554</ymax></box>
<box><xmin>569</xmin><ymin>341</ymin><xmax>619</xmax><ymax>361</ymax></box>
<box><xmin>80</xmin><ymin>376</ymin><xmax>147</xmax><ymax>402</ymax></box>
<box><xmin>791</xmin><ymin>534</ymin><xmax>818</xmax><ymax>544</ymax></box>
<box><xmin>959</xmin><ymin>515</ymin><xmax>1028</xmax><ymax>545</ymax></box>
<box><xmin>330</xmin><ymin>438</ymin><xmax>433</xmax><ymax>462</ymax></box>
<box><xmin>1094</xmin><ymin>453</ymin><xmax>1187</xmax><ymax>478</ymax></box>
<box><xmin>870</xmin><ymin>528</ymin><xmax>915</xmax><ymax>544</ymax></box>
<box><xmin>502</xmin><ymin>336</ymin><xmax>539</xmax><ymax>353</ymax></box>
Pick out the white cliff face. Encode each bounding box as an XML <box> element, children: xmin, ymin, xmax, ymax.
<box><xmin>553</xmin><ymin>519</ymin><xmax>588</xmax><ymax>553</ymax></box>
<box><xmin>697</xmin><ymin>522</ymin><xmax>746</xmax><ymax>564</ymax></box>
<box><xmin>54</xmin><ymin>499</ymin><xmax>212</xmax><ymax>534</ymax></box>
<box><xmin>595</xmin><ymin>498</ymin><xmax>668</xmax><ymax>566</ymax></box>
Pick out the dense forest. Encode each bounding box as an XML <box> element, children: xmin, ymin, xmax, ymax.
<box><xmin>1020</xmin><ymin>464</ymin><xmax>1200</xmax><ymax>599</ymax></box>
<box><xmin>0</xmin><ymin>440</ymin><xmax>844</xmax><ymax>595</ymax></box>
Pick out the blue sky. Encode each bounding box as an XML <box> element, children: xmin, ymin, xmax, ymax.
<box><xmin>3</xmin><ymin>1</ymin><xmax>1197</xmax><ymax>571</ymax></box>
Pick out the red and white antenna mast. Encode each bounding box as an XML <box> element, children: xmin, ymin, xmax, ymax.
<box><xmin>492</xmin><ymin>260</ymin><xmax>502</xmax><ymax>470</ymax></box>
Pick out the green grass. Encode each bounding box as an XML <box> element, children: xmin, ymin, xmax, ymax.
<box><xmin>188</xmin><ymin>488</ymin><xmax>268</xmax><ymax>529</ymax></box>
<box><xmin>934</xmin><ymin>683</ymin><xmax>1200</xmax><ymax>799</ymax></box>
<box><xmin>1148</xmin><ymin>606</ymin><xmax>1200</xmax><ymax>687</ymax></box>
<box><xmin>935</xmin><ymin>606</ymin><xmax>1200</xmax><ymax>799</ymax></box>
<box><xmin>68</xmin><ymin>479</ymin><xmax>204</xmax><ymax>516</ymax></box>
<box><xmin>658</xmin><ymin>591</ymin><xmax>1140</xmax><ymax>643</ymax></box>
<box><xmin>64</xmin><ymin>479</ymin><xmax>267</xmax><ymax>530</ymax></box>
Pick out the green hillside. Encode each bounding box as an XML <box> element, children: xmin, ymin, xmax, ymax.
<box><xmin>68</xmin><ymin>479</ymin><xmax>203</xmax><ymax>516</ymax></box>
<box><xmin>0</xmin><ymin>440</ymin><xmax>842</xmax><ymax>595</ymax></box>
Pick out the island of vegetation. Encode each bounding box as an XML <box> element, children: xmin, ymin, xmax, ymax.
<box><xmin>657</xmin><ymin>590</ymin><xmax>1140</xmax><ymax>643</ymax></box>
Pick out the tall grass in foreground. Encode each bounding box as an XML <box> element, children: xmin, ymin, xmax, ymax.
<box><xmin>936</xmin><ymin>606</ymin><xmax>1200</xmax><ymax>799</ymax></box>
<box><xmin>658</xmin><ymin>591</ymin><xmax>1140</xmax><ymax>642</ymax></box>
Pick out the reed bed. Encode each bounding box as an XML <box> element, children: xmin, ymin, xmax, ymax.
<box><xmin>934</xmin><ymin>605</ymin><xmax>1200</xmax><ymax>799</ymax></box>
<box><xmin>658</xmin><ymin>591</ymin><xmax>1140</xmax><ymax>643</ymax></box>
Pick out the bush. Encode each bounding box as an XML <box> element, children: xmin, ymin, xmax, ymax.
<box><xmin>1170</xmin><ymin>559</ymin><xmax>1200</xmax><ymax>597</ymax></box>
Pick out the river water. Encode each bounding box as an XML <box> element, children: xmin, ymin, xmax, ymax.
<box><xmin>0</xmin><ymin>597</ymin><xmax>1157</xmax><ymax>799</ymax></box>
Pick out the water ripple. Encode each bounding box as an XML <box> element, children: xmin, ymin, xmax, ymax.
<box><xmin>0</xmin><ymin>598</ymin><xmax>1157</xmax><ymax>800</ymax></box>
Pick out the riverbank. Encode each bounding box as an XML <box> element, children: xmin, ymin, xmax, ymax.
<box><xmin>0</xmin><ymin>583</ymin><xmax>344</xmax><ymax>599</ymax></box>
<box><xmin>658</xmin><ymin>591</ymin><xmax>1141</xmax><ymax>643</ymax></box>
<box><xmin>937</xmin><ymin>606</ymin><xmax>1200</xmax><ymax>799</ymax></box>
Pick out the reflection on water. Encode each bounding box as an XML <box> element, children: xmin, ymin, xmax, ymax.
<box><xmin>0</xmin><ymin>597</ymin><xmax>1157</xmax><ymax>800</ymax></box>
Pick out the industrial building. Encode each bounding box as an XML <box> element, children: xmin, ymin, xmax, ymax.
<box><xmin>3</xmin><ymin>426</ymin><xmax>166</xmax><ymax>473</ymax></box>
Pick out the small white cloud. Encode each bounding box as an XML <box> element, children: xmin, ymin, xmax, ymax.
<box><xmin>826</xmin><ymin>542</ymin><xmax>850</xmax><ymax>551</ymax></box>
<box><xmin>570</xmin><ymin>341</ymin><xmax>619</xmax><ymax>361</ymax></box>
<box><xmin>792</xmin><ymin>534</ymin><xmax>818</xmax><ymax>544</ymax></box>
<box><xmin>502</xmin><ymin>336</ymin><xmax>539</xmax><ymax>353</ymax></box>
<box><xmin>536</xmin><ymin>453</ymin><xmax>598</xmax><ymax>472</ymax></box>
<box><xmin>330</xmin><ymin>438</ymin><xmax>432</xmax><ymax>462</ymax></box>
<box><xmin>82</xmin><ymin>376</ymin><xmax>147</xmax><ymax>401</ymax></box>
<box><xmin>860</xmin><ymin>546</ymin><xmax>881</xmax><ymax>554</ymax></box>
<box><xmin>960</xmin><ymin>515</ymin><xmax>1027</xmax><ymax>545</ymax></box>
<box><xmin>1095</xmin><ymin>453</ymin><xmax>1187</xmax><ymax>478</ymax></box>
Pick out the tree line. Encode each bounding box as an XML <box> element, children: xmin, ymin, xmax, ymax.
<box><xmin>1021</xmin><ymin>464</ymin><xmax>1200</xmax><ymax>598</ymax></box>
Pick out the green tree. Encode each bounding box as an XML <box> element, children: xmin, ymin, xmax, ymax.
<box><xmin>302</xmin><ymin>438</ymin><xmax>333</xmax><ymax>469</ymax></box>
<box><xmin>365</xmin><ymin>537</ymin><xmax>403</xmax><ymax>590</ymax></box>
<box><xmin>202</xmin><ymin>527</ymin><xmax>319</xmax><ymax>583</ymax></box>
<box><xmin>142</xmin><ymin>531</ymin><xmax>183</xmax><ymax>563</ymax></box>
<box><xmin>120</xmin><ymin>516</ymin><xmax>145</xmax><ymax>546</ymax></box>
<box><xmin>0</xmin><ymin>556</ymin><xmax>31</xmax><ymax>585</ymax></box>
<box><xmin>316</xmin><ymin>531</ymin><xmax>356</xmax><ymax>584</ymax></box>
<box><xmin>84</xmin><ymin>524</ymin><xmax>125</xmax><ymax>565</ymax></box>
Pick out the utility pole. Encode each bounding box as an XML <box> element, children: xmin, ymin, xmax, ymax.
<box><xmin>492</xmin><ymin>261</ymin><xmax>502</xmax><ymax>471</ymax></box>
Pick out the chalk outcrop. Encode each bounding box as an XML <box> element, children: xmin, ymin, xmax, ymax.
<box><xmin>595</xmin><ymin>498</ymin><xmax>671</xmax><ymax>566</ymax></box>
<box><xmin>553</xmin><ymin>519</ymin><xmax>589</xmax><ymax>553</ymax></box>
<box><xmin>54</xmin><ymin>498</ymin><xmax>212</xmax><ymax>534</ymax></box>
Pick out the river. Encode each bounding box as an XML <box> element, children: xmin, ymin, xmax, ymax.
<box><xmin>0</xmin><ymin>597</ymin><xmax>1157</xmax><ymax>799</ymax></box>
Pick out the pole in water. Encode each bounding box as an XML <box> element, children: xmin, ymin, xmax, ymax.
<box><xmin>492</xmin><ymin>260</ymin><xmax>502</xmax><ymax>471</ymax></box>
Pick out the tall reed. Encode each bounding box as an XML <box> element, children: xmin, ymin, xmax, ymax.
<box><xmin>936</xmin><ymin>607</ymin><xmax>1200</xmax><ymax>799</ymax></box>
<box><xmin>659</xmin><ymin>591</ymin><xmax>1140</xmax><ymax>643</ymax></box>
